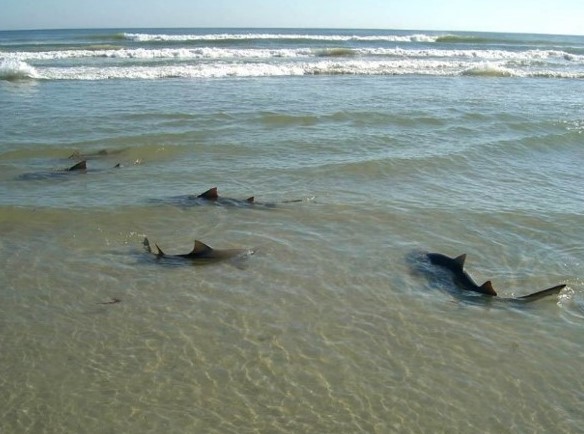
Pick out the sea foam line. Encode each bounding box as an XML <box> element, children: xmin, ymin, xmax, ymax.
<box><xmin>25</xmin><ymin>60</ymin><xmax>584</xmax><ymax>81</ymax></box>
<box><xmin>122</xmin><ymin>32</ymin><xmax>439</xmax><ymax>43</ymax></box>
<box><xmin>2</xmin><ymin>47</ymin><xmax>582</xmax><ymax>63</ymax></box>
<box><xmin>0</xmin><ymin>59</ymin><xmax>39</xmax><ymax>80</ymax></box>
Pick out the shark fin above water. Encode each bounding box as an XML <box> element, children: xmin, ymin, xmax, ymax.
<box><xmin>188</xmin><ymin>240</ymin><xmax>214</xmax><ymax>257</ymax></box>
<box><xmin>66</xmin><ymin>160</ymin><xmax>87</xmax><ymax>171</ymax></box>
<box><xmin>479</xmin><ymin>280</ymin><xmax>497</xmax><ymax>296</ymax></box>
<box><xmin>197</xmin><ymin>187</ymin><xmax>219</xmax><ymax>200</ymax></box>
<box><xmin>453</xmin><ymin>254</ymin><xmax>466</xmax><ymax>270</ymax></box>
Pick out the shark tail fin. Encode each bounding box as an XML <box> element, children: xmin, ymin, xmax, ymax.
<box><xmin>246</xmin><ymin>196</ymin><xmax>255</xmax><ymax>203</ymax></box>
<box><xmin>517</xmin><ymin>284</ymin><xmax>566</xmax><ymax>302</ymax></box>
<box><xmin>198</xmin><ymin>187</ymin><xmax>219</xmax><ymax>200</ymax></box>
<box><xmin>144</xmin><ymin>237</ymin><xmax>164</xmax><ymax>258</ymax></box>
<box><xmin>480</xmin><ymin>280</ymin><xmax>497</xmax><ymax>296</ymax></box>
<box><xmin>154</xmin><ymin>244</ymin><xmax>165</xmax><ymax>257</ymax></box>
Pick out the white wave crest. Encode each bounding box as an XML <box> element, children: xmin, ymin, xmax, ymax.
<box><xmin>0</xmin><ymin>59</ymin><xmax>38</xmax><ymax>80</ymax></box>
<box><xmin>123</xmin><ymin>32</ymin><xmax>440</xmax><ymax>43</ymax></box>
<box><xmin>4</xmin><ymin>46</ymin><xmax>582</xmax><ymax>65</ymax></box>
<box><xmin>32</xmin><ymin>60</ymin><xmax>475</xmax><ymax>80</ymax></box>
<box><xmin>461</xmin><ymin>62</ymin><xmax>517</xmax><ymax>77</ymax></box>
<box><xmin>14</xmin><ymin>57</ymin><xmax>584</xmax><ymax>81</ymax></box>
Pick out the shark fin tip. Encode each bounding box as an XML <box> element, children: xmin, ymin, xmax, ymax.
<box><xmin>481</xmin><ymin>280</ymin><xmax>497</xmax><ymax>296</ymax></box>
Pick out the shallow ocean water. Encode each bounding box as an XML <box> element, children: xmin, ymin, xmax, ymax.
<box><xmin>1</xmin><ymin>29</ymin><xmax>583</xmax><ymax>433</ymax></box>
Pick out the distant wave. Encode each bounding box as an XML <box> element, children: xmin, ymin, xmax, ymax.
<box><xmin>4</xmin><ymin>47</ymin><xmax>582</xmax><ymax>63</ymax></box>
<box><xmin>3</xmin><ymin>31</ymin><xmax>584</xmax><ymax>81</ymax></box>
<box><xmin>27</xmin><ymin>60</ymin><xmax>584</xmax><ymax>80</ymax></box>
<box><xmin>461</xmin><ymin>62</ymin><xmax>517</xmax><ymax>77</ymax></box>
<box><xmin>315</xmin><ymin>48</ymin><xmax>356</xmax><ymax>58</ymax></box>
<box><xmin>435</xmin><ymin>33</ymin><xmax>580</xmax><ymax>48</ymax></box>
<box><xmin>122</xmin><ymin>32</ymin><xmax>440</xmax><ymax>43</ymax></box>
<box><xmin>436</xmin><ymin>35</ymin><xmax>507</xmax><ymax>44</ymax></box>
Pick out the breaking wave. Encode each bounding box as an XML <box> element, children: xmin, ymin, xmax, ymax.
<box><xmin>0</xmin><ymin>59</ymin><xmax>38</xmax><ymax>80</ymax></box>
<box><xmin>122</xmin><ymin>32</ymin><xmax>440</xmax><ymax>43</ymax></box>
<box><xmin>3</xmin><ymin>29</ymin><xmax>584</xmax><ymax>81</ymax></box>
<box><xmin>28</xmin><ymin>61</ymin><xmax>584</xmax><ymax>80</ymax></box>
<box><xmin>3</xmin><ymin>46</ymin><xmax>582</xmax><ymax>63</ymax></box>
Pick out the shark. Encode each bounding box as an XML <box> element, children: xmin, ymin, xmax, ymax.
<box><xmin>18</xmin><ymin>160</ymin><xmax>88</xmax><ymax>180</ymax></box>
<box><xmin>143</xmin><ymin>237</ymin><xmax>255</xmax><ymax>265</ymax></box>
<box><xmin>159</xmin><ymin>186</ymin><xmax>306</xmax><ymax>209</ymax></box>
<box><xmin>193</xmin><ymin>187</ymin><xmax>257</xmax><ymax>207</ymax></box>
<box><xmin>426</xmin><ymin>252</ymin><xmax>565</xmax><ymax>302</ymax></box>
<box><xmin>18</xmin><ymin>159</ymin><xmax>126</xmax><ymax>181</ymax></box>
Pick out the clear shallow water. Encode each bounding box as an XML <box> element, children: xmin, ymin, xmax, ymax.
<box><xmin>1</xmin><ymin>29</ymin><xmax>583</xmax><ymax>433</ymax></box>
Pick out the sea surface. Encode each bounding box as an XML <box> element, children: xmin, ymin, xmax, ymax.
<box><xmin>1</xmin><ymin>28</ymin><xmax>583</xmax><ymax>433</ymax></box>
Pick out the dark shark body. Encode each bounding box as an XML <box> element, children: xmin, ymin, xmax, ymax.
<box><xmin>427</xmin><ymin>253</ymin><xmax>497</xmax><ymax>296</ymax></box>
<box><xmin>426</xmin><ymin>252</ymin><xmax>565</xmax><ymax>303</ymax></box>
<box><xmin>192</xmin><ymin>187</ymin><xmax>259</xmax><ymax>207</ymax></box>
<box><xmin>18</xmin><ymin>159</ymin><xmax>124</xmax><ymax>181</ymax></box>
<box><xmin>160</xmin><ymin>187</ymin><xmax>305</xmax><ymax>209</ymax></box>
<box><xmin>144</xmin><ymin>237</ymin><xmax>254</xmax><ymax>265</ymax></box>
<box><xmin>18</xmin><ymin>160</ymin><xmax>88</xmax><ymax>180</ymax></box>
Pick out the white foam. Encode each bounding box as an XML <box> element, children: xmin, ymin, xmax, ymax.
<box><xmin>3</xmin><ymin>46</ymin><xmax>582</xmax><ymax>65</ymax></box>
<box><xmin>122</xmin><ymin>32</ymin><xmax>440</xmax><ymax>43</ymax></box>
<box><xmin>461</xmin><ymin>62</ymin><xmax>518</xmax><ymax>77</ymax></box>
<box><xmin>3</xmin><ymin>48</ymin><xmax>582</xmax><ymax>81</ymax></box>
<box><xmin>35</xmin><ymin>59</ymin><xmax>471</xmax><ymax>80</ymax></box>
<box><xmin>0</xmin><ymin>59</ymin><xmax>38</xmax><ymax>80</ymax></box>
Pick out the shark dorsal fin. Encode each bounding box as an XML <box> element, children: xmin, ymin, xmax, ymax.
<box><xmin>246</xmin><ymin>196</ymin><xmax>255</xmax><ymax>203</ymax></box>
<box><xmin>480</xmin><ymin>280</ymin><xmax>497</xmax><ymax>296</ymax></box>
<box><xmin>67</xmin><ymin>160</ymin><xmax>87</xmax><ymax>171</ymax></box>
<box><xmin>198</xmin><ymin>187</ymin><xmax>219</xmax><ymax>200</ymax></box>
<box><xmin>191</xmin><ymin>240</ymin><xmax>213</xmax><ymax>256</ymax></box>
<box><xmin>454</xmin><ymin>254</ymin><xmax>467</xmax><ymax>269</ymax></box>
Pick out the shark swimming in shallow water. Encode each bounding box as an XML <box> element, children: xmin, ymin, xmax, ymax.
<box><xmin>158</xmin><ymin>186</ymin><xmax>306</xmax><ymax>208</ymax></box>
<box><xmin>193</xmin><ymin>187</ymin><xmax>257</xmax><ymax>206</ymax></box>
<box><xmin>425</xmin><ymin>252</ymin><xmax>566</xmax><ymax>302</ymax></box>
<box><xmin>18</xmin><ymin>159</ymin><xmax>126</xmax><ymax>180</ymax></box>
<box><xmin>143</xmin><ymin>237</ymin><xmax>255</xmax><ymax>265</ymax></box>
<box><xmin>18</xmin><ymin>160</ymin><xmax>88</xmax><ymax>180</ymax></box>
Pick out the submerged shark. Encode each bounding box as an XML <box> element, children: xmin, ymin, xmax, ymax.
<box><xmin>143</xmin><ymin>237</ymin><xmax>255</xmax><ymax>265</ymax></box>
<box><xmin>18</xmin><ymin>160</ymin><xmax>88</xmax><ymax>180</ymax></box>
<box><xmin>161</xmin><ymin>186</ymin><xmax>305</xmax><ymax>209</ymax></box>
<box><xmin>68</xmin><ymin>148</ymin><xmax>126</xmax><ymax>160</ymax></box>
<box><xmin>18</xmin><ymin>159</ymin><xmax>125</xmax><ymax>181</ymax></box>
<box><xmin>193</xmin><ymin>187</ymin><xmax>257</xmax><ymax>207</ymax></box>
<box><xmin>426</xmin><ymin>252</ymin><xmax>565</xmax><ymax>302</ymax></box>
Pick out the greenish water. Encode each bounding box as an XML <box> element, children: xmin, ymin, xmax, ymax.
<box><xmin>1</xmin><ymin>29</ymin><xmax>583</xmax><ymax>433</ymax></box>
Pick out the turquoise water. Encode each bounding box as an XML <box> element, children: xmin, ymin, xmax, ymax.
<box><xmin>1</xmin><ymin>29</ymin><xmax>583</xmax><ymax>433</ymax></box>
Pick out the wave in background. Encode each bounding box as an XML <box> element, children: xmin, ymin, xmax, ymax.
<box><xmin>2</xmin><ymin>29</ymin><xmax>584</xmax><ymax>81</ymax></box>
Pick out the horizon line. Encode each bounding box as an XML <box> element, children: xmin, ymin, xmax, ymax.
<box><xmin>0</xmin><ymin>26</ymin><xmax>583</xmax><ymax>38</ymax></box>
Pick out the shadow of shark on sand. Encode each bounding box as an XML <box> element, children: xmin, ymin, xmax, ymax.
<box><xmin>408</xmin><ymin>250</ymin><xmax>566</xmax><ymax>306</ymax></box>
